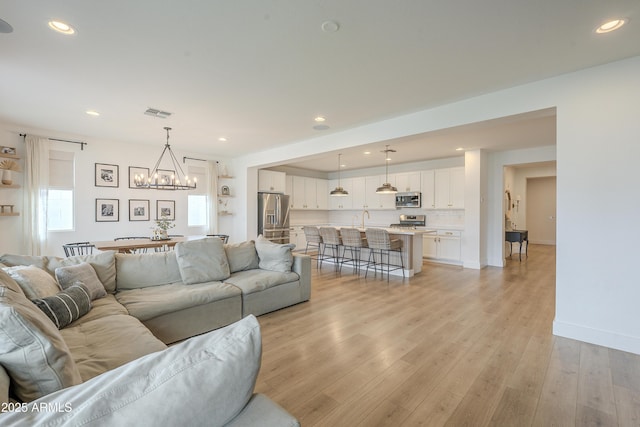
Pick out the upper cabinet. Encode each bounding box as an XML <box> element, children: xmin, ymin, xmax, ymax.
<box><xmin>394</xmin><ymin>171</ymin><xmax>421</xmax><ymax>192</ymax></box>
<box><xmin>288</xmin><ymin>176</ymin><xmax>329</xmax><ymax>210</ymax></box>
<box><xmin>258</xmin><ymin>170</ymin><xmax>286</xmax><ymax>193</ymax></box>
<box><xmin>329</xmin><ymin>178</ymin><xmax>353</xmax><ymax>210</ymax></box>
<box><xmin>361</xmin><ymin>175</ymin><xmax>395</xmax><ymax>210</ymax></box>
<box><xmin>422</xmin><ymin>170</ymin><xmax>436</xmax><ymax>209</ymax></box>
<box><xmin>433</xmin><ymin>167</ymin><xmax>465</xmax><ymax>209</ymax></box>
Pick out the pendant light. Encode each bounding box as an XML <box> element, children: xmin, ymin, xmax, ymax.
<box><xmin>376</xmin><ymin>145</ymin><xmax>398</xmax><ymax>194</ymax></box>
<box><xmin>134</xmin><ymin>127</ymin><xmax>197</xmax><ymax>190</ymax></box>
<box><xmin>330</xmin><ymin>153</ymin><xmax>349</xmax><ymax>196</ymax></box>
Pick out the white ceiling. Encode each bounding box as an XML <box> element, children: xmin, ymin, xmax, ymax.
<box><xmin>0</xmin><ymin>1</ymin><xmax>638</xmax><ymax>170</ymax></box>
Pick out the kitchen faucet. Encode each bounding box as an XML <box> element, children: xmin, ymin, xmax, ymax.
<box><xmin>361</xmin><ymin>209</ymin><xmax>370</xmax><ymax>229</ymax></box>
<box><xmin>351</xmin><ymin>214</ymin><xmax>359</xmax><ymax>228</ymax></box>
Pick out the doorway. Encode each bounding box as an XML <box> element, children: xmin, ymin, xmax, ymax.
<box><xmin>526</xmin><ymin>176</ymin><xmax>556</xmax><ymax>245</ymax></box>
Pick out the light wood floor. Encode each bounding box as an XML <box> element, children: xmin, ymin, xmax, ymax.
<box><xmin>255</xmin><ymin>245</ymin><xmax>640</xmax><ymax>426</ymax></box>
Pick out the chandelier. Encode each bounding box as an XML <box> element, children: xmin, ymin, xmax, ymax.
<box><xmin>376</xmin><ymin>145</ymin><xmax>398</xmax><ymax>194</ymax></box>
<box><xmin>134</xmin><ymin>127</ymin><xmax>197</xmax><ymax>190</ymax></box>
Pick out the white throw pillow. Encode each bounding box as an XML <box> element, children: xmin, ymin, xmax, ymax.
<box><xmin>254</xmin><ymin>235</ymin><xmax>295</xmax><ymax>273</ymax></box>
<box><xmin>0</xmin><ymin>269</ymin><xmax>82</xmax><ymax>402</ymax></box>
<box><xmin>0</xmin><ymin>315</ymin><xmax>262</xmax><ymax>426</ymax></box>
<box><xmin>55</xmin><ymin>262</ymin><xmax>107</xmax><ymax>300</ymax></box>
<box><xmin>2</xmin><ymin>265</ymin><xmax>61</xmax><ymax>299</ymax></box>
<box><xmin>175</xmin><ymin>237</ymin><xmax>230</xmax><ymax>285</ymax></box>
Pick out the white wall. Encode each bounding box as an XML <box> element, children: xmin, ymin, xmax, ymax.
<box><xmin>231</xmin><ymin>55</ymin><xmax>640</xmax><ymax>354</ymax></box>
<box><xmin>0</xmin><ymin>122</ymin><xmax>228</xmax><ymax>257</ymax></box>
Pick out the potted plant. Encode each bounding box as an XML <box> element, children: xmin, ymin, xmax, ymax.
<box><xmin>151</xmin><ymin>215</ymin><xmax>175</xmax><ymax>240</ymax></box>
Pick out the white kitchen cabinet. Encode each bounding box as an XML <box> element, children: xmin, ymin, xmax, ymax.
<box><xmin>422</xmin><ymin>170</ymin><xmax>435</xmax><ymax>209</ymax></box>
<box><xmin>433</xmin><ymin>167</ymin><xmax>464</xmax><ymax>209</ymax></box>
<box><xmin>258</xmin><ymin>170</ymin><xmax>286</xmax><ymax>193</ymax></box>
<box><xmin>394</xmin><ymin>172</ymin><xmax>421</xmax><ymax>192</ymax></box>
<box><xmin>422</xmin><ymin>230</ymin><xmax>462</xmax><ymax>264</ymax></box>
<box><xmin>289</xmin><ymin>226</ymin><xmax>307</xmax><ymax>252</ymax></box>
<box><xmin>290</xmin><ymin>176</ymin><xmax>328</xmax><ymax>210</ymax></box>
<box><xmin>365</xmin><ymin>175</ymin><xmax>396</xmax><ymax>209</ymax></box>
<box><xmin>329</xmin><ymin>178</ymin><xmax>353</xmax><ymax>209</ymax></box>
<box><xmin>351</xmin><ymin>177</ymin><xmax>366</xmax><ymax>209</ymax></box>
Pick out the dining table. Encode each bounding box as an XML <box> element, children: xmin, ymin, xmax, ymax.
<box><xmin>91</xmin><ymin>235</ymin><xmax>206</xmax><ymax>254</ymax></box>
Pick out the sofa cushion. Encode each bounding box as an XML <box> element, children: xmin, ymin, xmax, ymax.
<box><xmin>255</xmin><ymin>235</ymin><xmax>295</xmax><ymax>273</ymax></box>
<box><xmin>0</xmin><ymin>315</ymin><xmax>262</xmax><ymax>426</ymax></box>
<box><xmin>0</xmin><ymin>269</ymin><xmax>82</xmax><ymax>402</ymax></box>
<box><xmin>115</xmin><ymin>281</ymin><xmax>241</xmax><ymax>322</ymax></box>
<box><xmin>0</xmin><ymin>251</ymin><xmax>117</xmax><ymax>294</ymax></box>
<box><xmin>2</xmin><ymin>265</ymin><xmax>61</xmax><ymax>299</ymax></box>
<box><xmin>61</xmin><ymin>311</ymin><xmax>167</xmax><ymax>382</ymax></box>
<box><xmin>32</xmin><ymin>283</ymin><xmax>92</xmax><ymax>329</ymax></box>
<box><xmin>115</xmin><ymin>251</ymin><xmax>182</xmax><ymax>290</ymax></box>
<box><xmin>225</xmin><ymin>240</ymin><xmax>259</xmax><ymax>273</ymax></box>
<box><xmin>225</xmin><ymin>269</ymin><xmax>300</xmax><ymax>296</ymax></box>
<box><xmin>55</xmin><ymin>262</ymin><xmax>107</xmax><ymax>300</ymax></box>
<box><xmin>175</xmin><ymin>237</ymin><xmax>230</xmax><ymax>284</ymax></box>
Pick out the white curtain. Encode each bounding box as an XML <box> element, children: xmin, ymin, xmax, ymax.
<box><xmin>23</xmin><ymin>135</ymin><xmax>49</xmax><ymax>255</ymax></box>
<box><xmin>206</xmin><ymin>160</ymin><xmax>218</xmax><ymax>234</ymax></box>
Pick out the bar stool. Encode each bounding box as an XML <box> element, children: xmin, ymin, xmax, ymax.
<box><xmin>319</xmin><ymin>227</ymin><xmax>343</xmax><ymax>271</ymax></box>
<box><xmin>339</xmin><ymin>228</ymin><xmax>369</xmax><ymax>275</ymax></box>
<box><xmin>364</xmin><ymin>228</ymin><xmax>405</xmax><ymax>281</ymax></box>
<box><xmin>302</xmin><ymin>226</ymin><xmax>324</xmax><ymax>268</ymax></box>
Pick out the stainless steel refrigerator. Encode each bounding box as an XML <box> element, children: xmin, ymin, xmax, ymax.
<box><xmin>258</xmin><ymin>192</ymin><xmax>290</xmax><ymax>244</ymax></box>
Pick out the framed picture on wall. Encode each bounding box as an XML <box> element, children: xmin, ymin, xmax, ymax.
<box><xmin>95</xmin><ymin>163</ymin><xmax>119</xmax><ymax>187</ymax></box>
<box><xmin>156</xmin><ymin>200</ymin><xmax>175</xmax><ymax>220</ymax></box>
<box><xmin>129</xmin><ymin>199</ymin><xmax>150</xmax><ymax>221</ymax></box>
<box><xmin>129</xmin><ymin>166</ymin><xmax>149</xmax><ymax>189</ymax></box>
<box><xmin>96</xmin><ymin>198</ymin><xmax>119</xmax><ymax>222</ymax></box>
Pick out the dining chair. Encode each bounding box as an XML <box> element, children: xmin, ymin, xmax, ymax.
<box><xmin>62</xmin><ymin>242</ymin><xmax>95</xmax><ymax>257</ymax></box>
<box><xmin>207</xmin><ymin>234</ymin><xmax>229</xmax><ymax>244</ymax></box>
<box><xmin>114</xmin><ymin>236</ymin><xmax>149</xmax><ymax>254</ymax></box>
<box><xmin>155</xmin><ymin>234</ymin><xmax>184</xmax><ymax>252</ymax></box>
<box><xmin>364</xmin><ymin>228</ymin><xmax>404</xmax><ymax>281</ymax></box>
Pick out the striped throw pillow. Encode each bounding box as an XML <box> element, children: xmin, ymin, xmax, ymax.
<box><xmin>31</xmin><ymin>282</ymin><xmax>92</xmax><ymax>329</ymax></box>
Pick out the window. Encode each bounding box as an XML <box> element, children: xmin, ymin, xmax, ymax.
<box><xmin>188</xmin><ymin>194</ymin><xmax>207</xmax><ymax>227</ymax></box>
<box><xmin>187</xmin><ymin>165</ymin><xmax>208</xmax><ymax>227</ymax></box>
<box><xmin>47</xmin><ymin>150</ymin><xmax>75</xmax><ymax>231</ymax></box>
<box><xmin>47</xmin><ymin>189</ymin><xmax>74</xmax><ymax>231</ymax></box>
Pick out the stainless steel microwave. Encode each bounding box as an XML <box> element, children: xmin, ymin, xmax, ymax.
<box><xmin>395</xmin><ymin>192</ymin><xmax>421</xmax><ymax>208</ymax></box>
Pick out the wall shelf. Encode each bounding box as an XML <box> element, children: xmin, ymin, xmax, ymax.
<box><xmin>218</xmin><ymin>175</ymin><xmax>234</xmax><ymax>179</ymax></box>
<box><xmin>0</xmin><ymin>183</ymin><xmax>20</xmax><ymax>189</ymax></box>
<box><xmin>218</xmin><ymin>211</ymin><xmax>234</xmax><ymax>216</ymax></box>
<box><xmin>0</xmin><ymin>153</ymin><xmax>19</xmax><ymax>160</ymax></box>
<box><xmin>0</xmin><ymin>212</ymin><xmax>19</xmax><ymax>217</ymax></box>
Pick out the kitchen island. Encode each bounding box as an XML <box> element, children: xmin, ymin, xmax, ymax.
<box><xmin>311</xmin><ymin>226</ymin><xmax>434</xmax><ymax>277</ymax></box>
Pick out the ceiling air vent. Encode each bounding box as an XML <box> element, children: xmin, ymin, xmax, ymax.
<box><xmin>144</xmin><ymin>108</ymin><xmax>172</xmax><ymax>119</ymax></box>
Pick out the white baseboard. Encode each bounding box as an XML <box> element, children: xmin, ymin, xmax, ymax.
<box><xmin>553</xmin><ymin>320</ymin><xmax>640</xmax><ymax>355</ymax></box>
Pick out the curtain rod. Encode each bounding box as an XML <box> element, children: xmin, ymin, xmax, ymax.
<box><xmin>20</xmin><ymin>133</ymin><xmax>87</xmax><ymax>150</ymax></box>
<box><xmin>183</xmin><ymin>156</ymin><xmax>216</xmax><ymax>163</ymax></box>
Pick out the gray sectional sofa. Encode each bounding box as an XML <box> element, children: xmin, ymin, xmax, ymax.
<box><xmin>0</xmin><ymin>236</ymin><xmax>310</xmax><ymax>426</ymax></box>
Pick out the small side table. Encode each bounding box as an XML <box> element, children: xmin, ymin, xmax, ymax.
<box><xmin>506</xmin><ymin>229</ymin><xmax>528</xmax><ymax>261</ymax></box>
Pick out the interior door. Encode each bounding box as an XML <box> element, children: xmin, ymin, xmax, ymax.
<box><xmin>526</xmin><ymin>176</ymin><xmax>556</xmax><ymax>245</ymax></box>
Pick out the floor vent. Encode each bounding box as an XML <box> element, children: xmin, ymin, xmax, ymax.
<box><xmin>144</xmin><ymin>108</ymin><xmax>172</xmax><ymax>119</ymax></box>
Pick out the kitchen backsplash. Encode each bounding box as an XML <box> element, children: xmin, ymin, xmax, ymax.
<box><xmin>295</xmin><ymin>208</ymin><xmax>466</xmax><ymax>229</ymax></box>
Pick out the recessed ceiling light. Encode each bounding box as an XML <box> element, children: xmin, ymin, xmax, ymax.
<box><xmin>218</xmin><ymin>137</ymin><xmax>228</xmax><ymax>142</ymax></box>
<box><xmin>48</xmin><ymin>20</ymin><xmax>76</xmax><ymax>35</ymax></box>
<box><xmin>340</xmin><ymin>164</ymin><xmax>346</xmax><ymax>168</ymax></box>
<box><xmin>86</xmin><ymin>110</ymin><xmax>100</xmax><ymax>116</ymax></box>
<box><xmin>455</xmin><ymin>147</ymin><xmax>464</xmax><ymax>151</ymax></box>
<box><xmin>313</xmin><ymin>124</ymin><xmax>330</xmax><ymax>131</ymax></box>
<box><xmin>321</xmin><ymin>20</ymin><xmax>340</xmax><ymax>33</ymax></box>
<box><xmin>0</xmin><ymin>18</ymin><xmax>13</xmax><ymax>34</ymax></box>
<box><xmin>595</xmin><ymin>18</ymin><xmax>628</xmax><ymax>34</ymax></box>
<box><xmin>364</xmin><ymin>151</ymin><xmax>371</xmax><ymax>155</ymax></box>
<box><xmin>314</xmin><ymin>116</ymin><xmax>326</xmax><ymax>122</ymax></box>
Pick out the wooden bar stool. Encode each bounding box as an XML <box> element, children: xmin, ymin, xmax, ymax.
<box><xmin>319</xmin><ymin>227</ymin><xmax>343</xmax><ymax>271</ymax></box>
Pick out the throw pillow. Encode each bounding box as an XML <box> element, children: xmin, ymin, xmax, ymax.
<box><xmin>254</xmin><ymin>235</ymin><xmax>295</xmax><ymax>273</ymax></box>
<box><xmin>0</xmin><ymin>269</ymin><xmax>82</xmax><ymax>402</ymax></box>
<box><xmin>55</xmin><ymin>262</ymin><xmax>107</xmax><ymax>300</ymax></box>
<box><xmin>175</xmin><ymin>237</ymin><xmax>230</xmax><ymax>285</ymax></box>
<box><xmin>2</xmin><ymin>265</ymin><xmax>61</xmax><ymax>299</ymax></box>
<box><xmin>225</xmin><ymin>240</ymin><xmax>260</xmax><ymax>273</ymax></box>
<box><xmin>0</xmin><ymin>315</ymin><xmax>262</xmax><ymax>425</ymax></box>
<box><xmin>32</xmin><ymin>283</ymin><xmax>92</xmax><ymax>329</ymax></box>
